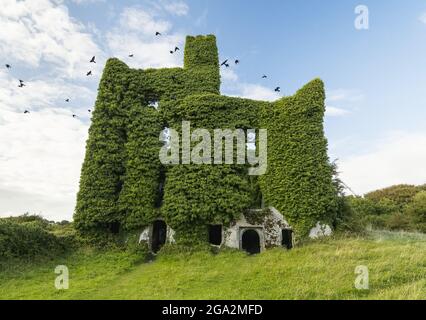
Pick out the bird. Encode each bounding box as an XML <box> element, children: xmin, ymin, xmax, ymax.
<box><xmin>72</xmin><ymin>114</ymin><xmax>77</xmax><ymax>118</ymax></box>
<box><xmin>129</xmin><ymin>54</ymin><xmax>134</xmax><ymax>58</ymax></box>
<box><xmin>274</xmin><ymin>87</ymin><xmax>281</xmax><ymax>92</ymax></box>
<box><xmin>24</xmin><ymin>110</ymin><xmax>30</xmax><ymax>114</ymax></box>
<box><xmin>155</xmin><ymin>31</ymin><xmax>161</xmax><ymax>36</ymax></box>
<box><xmin>18</xmin><ymin>80</ymin><xmax>25</xmax><ymax>88</ymax></box>
<box><xmin>235</xmin><ymin>59</ymin><xmax>239</xmax><ymax>64</ymax></box>
<box><xmin>90</xmin><ymin>56</ymin><xmax>96</xmax><ymax>63</ymax></box>
<box><xmin>88</xmin><ymin>109</ymin><xmax>92</xmax><ymax>113</ymax></box>
<box><xmin>220</xmin><ymin>59</ymin><xmax>228</xmax><ymax>66</ymax></box>
<box><xmin>262</xmin><ymin>75</ymin><xmax>267</xmax><ymax>79</ymax></box>
<box><xmin>169</xmin><ymin>50</ymin><xmax>174</xmax><ymax>54</ymax></box>
<box><xmin>86</xmin><ymin>71</ymin><xmax>92</xmax><ymax>76</ymax></box>
<box><xmin>5</xmin><ymin>64</ymin><xmax>11</xmax><ymax>69</ymax></box>
<box><xmin>65</xmin><ymin>99</ymin><xmax>70</xmax><ymax>102</ymax></box>
<box><xmin>174</xmin><ymin>47</ymin><xmax>180</xmax><ymax>52</ymax></box>
<box><xmin>224</xmin><ymin>63</ymin><xmax>230</xmax><ymax>68</ymax></box>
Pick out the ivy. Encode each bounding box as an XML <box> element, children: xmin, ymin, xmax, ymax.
<box><xmin>259</xmin><ymin>79</ymin><xmax>338</xmax><ymax>237</ymax></box>
<box><xmin>75</xmin><ymin>35</ymin><xmax>337</xmax><ymax>244</ymax></box>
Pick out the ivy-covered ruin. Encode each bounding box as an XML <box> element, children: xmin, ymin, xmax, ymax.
<box><xmin>74</xmin><ymin>35</ymin><xmax>337</xmax><ymax>248</ymax></box>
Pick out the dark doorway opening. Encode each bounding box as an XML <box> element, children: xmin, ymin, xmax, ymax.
<box><xmin>208</xmin><ymin>225</ymin><xmax>222</xmax><ymax>246</ymax></box>
<box><xmin>108</xmin><ymin>222</ymin><xmax>120</xmax><ymax>234</ymax></box>
<box><xmin>282</xmin><ymin>229</ymin><xmax>293</xmax><ymax>249</ymax></box>
<box><xmin>242</xmin><ymin>229</ymin><xmax>261</xmax><ymax>254</ymax></box>
<box><xmin>151</xmin><ymin>220</ymin><xmax>167</xmax><ymax>253</ymax></box>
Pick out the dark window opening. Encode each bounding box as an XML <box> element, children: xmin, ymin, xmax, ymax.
<box><xmin>151</xmin><ymin>220</ymin><xmax>167</xmax><ymax>253</ymax></box>
<box><xmin>109</xmin><ymin>222</ymin><xmax>120</xmax><ymax>234</ymax></box>
<box><xmin>242</xmin><ymin>229</ymin><xmax>261</xmax><ymax>254</ymax></box>
<box><xmin>208</xmin><ymin>225</ymin><xmax>222</xmax><ymax>246</ymax></box>
<box><xmin>282</xmin><ymin>229</ymin><xmax>293</xmax><ymax>250</ymax></box>
<box><xmin>155</xmin><ymin>168</ymin><xmax>166</xmax><ymax>208</ymax></box>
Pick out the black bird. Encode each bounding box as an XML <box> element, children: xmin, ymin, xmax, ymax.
<box><xmin>24</xmin><ymin>110</ymin><xmax>30</xmax><ymax>114</ymax></box>
<box><xmin>169</xmin><ymin>50</ymin><xmax>174</xmax><ymax>54</ymax></box>
<box><xmin>220</xmin><ymin>59</ymin><xmax>228</xmax><ymax>66</ymax></box>
<box><xmin>262</xmin><ymin>75</ymin><xmax>267</xmax><ymax>79</ymax></box>
<box><xmin>224</xmin><ymin>63</ymin><xmax>230</xmax><ymax>68</ymax></box>
<box><xmin>88</xmin><ymin>109</ymin><xmax>92</xmax><ymax>113</ymax></box>
<box><xmin>90</xmin><ymin>56</ymin><xmax>96</xmax><ymax>63</ymax></box>
<box><xmin>274</xmin><ymin>87</ymin><xmax>281</xmax><ymax>92</ymax></box>
<box><xmin>86</xmin><ymin>71</ymin><xmax>92</xmax><ymax>76</ymax></box>
<box><xmin>129</xmin><ymin>54</ymin><xmax>134</xmax><ymax>58</ymax></box>
<box><xmin>65</xmin><ymin>99</ymin><xmax>70</xmax><ymax>102</ymax></box>
<box><xmin>18</xmin><ymin>80</ymin><xmax>25</xmax><ymax>88</ymax></box>
<box><xmin>155</xmin><ymin>32</ymin><xmax>161</xmax><ymax>36</ymax></box>
<box><xmin>174</xmin><ymin>47</ymin><xmax>180</xmax><ymax>52</ymax></box>
<box><xmin>72</xmin><ymin>114</ymin><xmax>77</xmax><ymax>118</ymax></box>
<box><xmin>235</xmin><ymin>59</ymin><xmax>239</xmax><ymax>64</ymax></box>
<box><xmin>5</xmin><ymin>64</ymin><xmax>11</xmax><ymax>69</ymax></box>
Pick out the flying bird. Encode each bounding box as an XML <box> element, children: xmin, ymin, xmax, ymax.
<box><xmin>86</xmin><ymin>71</ymin><xmax>92</xmax><ymax>76</ymax></box>
<box><xmin>174</xmin><ymin>47</ymin><xmax>180</xmax><ymax>52</ymax></box>
<box><xmin>24</xmin><ymin>110</ymin><xmax>30</xmax><ymax>114</ymax></box>
<box><xmin>5</xmin><ymin>64</ymin><xmax>11</xmax><ymax>69</ymax></box>
<box><xmin>155</xmin><ymin>32</ymin><xmax>161</xmax><ymax>36</ymax></box>
<box><xmin>262</xmin><ymin>75</ymin><xmax>267</xmax><ymax>79</ymax></box>
<box><xmin>88</xmin><ymin>109</ymin><xmax>92</xmax><ymax>113</ymax></box>
<box><xmin>235</xmin><ymin>59</ymin><xmax>239</xmax><ymax>64</ymax></box>
<box><xmin>90</xmin><ymin>56</ymin><xmax>96</xmax><ymax>63</ymax></box>
<box><xmin>72</xmin><ymin>114</ymin><xmax>77</xmax><ymax>118</ymax></box>
<box><xmin>65</xmin><ymin>99</ymin><xmax>70</xmax><ymax>102</ymax></box>
<box><xmin>18</xmin><ymin>80</ymin><xmax>25</xmax><ymax>88</ymax></box>
<box><xmin>220</xmin><ymin>59</ymin><xmax>228</xmax><ymax>66</ymax></box>
<box><xmin>169</xmin><ymin>50</ymin><xmax>174</xmax><ymax>54</ymax></box>
<box><xmin>129</xmin><ymin>54</ymin><xmax>134</xmax><ymax>58</ymax></box>
<box><xmin>224</xmin><ymin>63</ymin><xmax>230</xmax><ymax>68</ymax></box>
<box><xmin>274</xmin><ymin>87</ymin><xmax>281</xmax><ymax>92</ymax></box>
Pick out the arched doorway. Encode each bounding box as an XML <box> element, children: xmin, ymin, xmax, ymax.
<box><xmin>151</xmin><ymin>220</ymin><xmax>167</xmax><ymax>253</ymax></box>
<box><xmin>241</xmin><ymin>229</ymin><xmax>261</xmax><ymax>254</ymax></box>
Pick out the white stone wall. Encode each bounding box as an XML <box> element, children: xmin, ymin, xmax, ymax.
<box><xmin>223</xmin><ymin>207</ymin><xmax>291</xmax><ymax>251</ymax></box>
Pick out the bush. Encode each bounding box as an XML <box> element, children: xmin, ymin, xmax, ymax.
<box><xmin>0</xmin><ymin>220</ymin><xmax>67</xmax><ymax>261</ymax></box>
<box><xmin>405</xmin><ymin>191</ymin><xmax>426</xmax><ymax>232</ymax></box>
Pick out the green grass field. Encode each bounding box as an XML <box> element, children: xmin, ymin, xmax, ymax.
<box><xmin>0</xmin><ymin>231</ymin><xmax>425</xmax><ymax>300</ymax></box>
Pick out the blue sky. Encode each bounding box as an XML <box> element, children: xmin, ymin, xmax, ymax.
<box><xmin>1</xmin><ymin>0</ymin><xmax>426</xmax><ymax>220</ymax></box>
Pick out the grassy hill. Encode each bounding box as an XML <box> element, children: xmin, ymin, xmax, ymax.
<box><xmin>0</xmin><ymin>231</ymin><xmax>425</xmax><ymax>300</ymax></box>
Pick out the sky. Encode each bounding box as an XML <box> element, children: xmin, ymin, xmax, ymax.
<box><xmin>0</xmin><ymin>0</ymin><xmax>426</xmax><ymax>221</ymax></box>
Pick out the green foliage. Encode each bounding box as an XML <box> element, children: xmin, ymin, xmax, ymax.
<box><xmin>75</xmin><ymin>35</ymin><xmax>337</xmax><ymax>245</ymax></box>
<box><xmin>161</xmin><ymin>94</ymin><xmax>266</xmax><ymax>243</ymax></box>
<box><xmin>365</xmin><ymin>184</ymin><xmax>424</xmax><ymax>209</ymax></box>
<box><xmin>405</xmin><ymin>191</ymin><xmax>426</xmax><ymax>232</ymax></box>
<box><xmin>74</xmin><ymin>58</ymin><xmax>131</xmax><ymax>232</ymax></box>
<box><xmin>0</xmin><ymin>219</ymin><xmax>67</xmax><ymax>261</ymax></box>
<box><xmin>259</xmin><ymin>79</ymin><xmax>337</xmax><ymax>237</ymax></box>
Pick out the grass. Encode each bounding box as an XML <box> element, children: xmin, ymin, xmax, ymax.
<box><xmin>0</xmin><ymin>231</ymin><xmax>425</xmax><ymax>300</ymax></box>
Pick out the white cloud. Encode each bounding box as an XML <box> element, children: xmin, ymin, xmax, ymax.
<box><xmin>160</xmin><ymin>0</ymin><xmax>189</xmax><ymax>16</ymax></box>
<box><xmin>326</xmin><ymin>105</ymin><xmax>350</xmax><ymax>117</ymax></box>
<box><xmin>220</xmin><ymin>67</ymin><xmax>280</xmax><ymax>101</ymax></box>
<box><xmin>339</xmin><ymin>131</ymin><xmax>426</xmax><ymax>195</ymax></box>
<box><xmin>325</xmin><ymin>89</ymin><xmax>364</xmax><ymax>117</ymax></box>
<box><xmin>0</xmin><ymin>0</ymin><xmax>104</xmax><ymax>79</ymax></box>
<box><xmin>419</xmin><ymin>12</ymin><xmax>426</xmax><ymax>24</ymax></box>
<box><xmin>0</xmin><ymin>105</ymin><xmax>88</xmax><ymax>221</ymax></box>
<box><xmin>70</xmin><ymin>0</ymin><xmax>105</xmax><ymax>4</ymax></box>
<box><xmin>106</xmin><ymin>7</ymin><xmax>185</xmax><ymax>68</ymax></box>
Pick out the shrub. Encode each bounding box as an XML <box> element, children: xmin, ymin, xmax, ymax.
<box><xmin>405</xmin><ymin>191</ymin><xmax>426</xmax><ymax>232</ymax></box>
<box><xmin>0</xmin><ymin>220</ymin><xmax>67</xmax><ymax>261</ymax></box>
